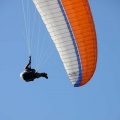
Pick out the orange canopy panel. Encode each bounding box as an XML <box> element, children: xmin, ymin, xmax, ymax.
<box><xmin>61</xmin><ymin>0</ymin><xmax>97</xmax><ymax>86</ymax></box>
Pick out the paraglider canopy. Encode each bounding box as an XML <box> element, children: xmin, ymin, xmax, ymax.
<box><xmin>33</xmin><ymin>0</ymin><xmax>97</xmax><ymax>87</ymax></box>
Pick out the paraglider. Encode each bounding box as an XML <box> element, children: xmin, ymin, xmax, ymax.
<box><xmin>20</xmin><ymin>56</ymin><xmax>48</xmax><ymax>82</ymax></box>
<box><xmin>33</xmin><ymin>0</ymin><xmax>98</xmax><ymax>87</ymax></box>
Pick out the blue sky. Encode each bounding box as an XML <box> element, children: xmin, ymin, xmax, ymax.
<box><xmin>0</xmin><ymin>0</ymin><xmax>120</xmax><ymax>120</ymax></box>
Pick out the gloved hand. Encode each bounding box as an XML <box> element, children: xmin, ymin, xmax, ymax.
<box><xmin>29</xmin><ymin>56</ymin><xmax>31</xmax><ymax>64</ymax></box>
<box><xmin>29</xmin><ymin>56</ymin><xmax>31</xmax><ymax>59</ymax></box>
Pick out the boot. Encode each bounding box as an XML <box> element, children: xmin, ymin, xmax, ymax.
<box><xmin>41</xmin><ymin>73</ymin><xmax>48</xmax><ymax>79</ymax></box>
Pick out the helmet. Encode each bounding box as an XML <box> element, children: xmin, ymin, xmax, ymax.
<box><xmin>20</xmin><ymin>71</ymin><xmax>25</xmax><ymax>79</ymax></box>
